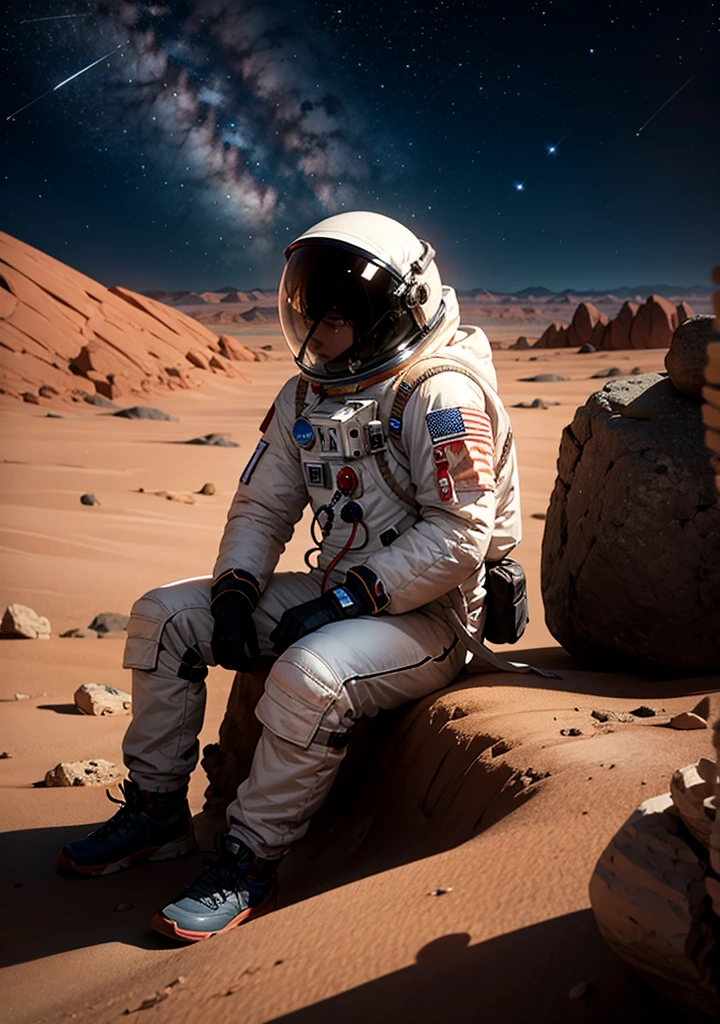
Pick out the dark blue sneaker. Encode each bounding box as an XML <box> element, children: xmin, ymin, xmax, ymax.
<box><xmin>57</xmin><ymin>779</ymin><xmax>197</xmax><ymax>877</ymax></box>
<box><xmin>151</xmin><ymin>833</ymin><xmax>278</xmax><ymax>943</ymax></box>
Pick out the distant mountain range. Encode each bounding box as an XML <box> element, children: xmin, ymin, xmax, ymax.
<box><xmin>143</xmin><ymin>283</ymin><xmax>712</xmax><ymax>306</ymax></box>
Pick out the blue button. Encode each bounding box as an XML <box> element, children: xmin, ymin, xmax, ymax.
<box><xmin>293</xmin><ymin>417</ymin><xmax>315</xmax><ymax>449</ymax></box>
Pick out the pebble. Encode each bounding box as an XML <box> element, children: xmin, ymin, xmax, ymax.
<box><xmin>80</xmin><ymin>493</ymin><xmax>99</xmax><ymax>506</ymax></box>
<box><xmin>0</xmin><ymin>751</ymin><xmax>12</xmax><ymax>758</ymax></box>
<box><xmin>560</xmin><ymin>728</ymin><xmax>582</xmax><ymax>737</ymax></box>
<box><xmin>629</xmin><ymin>705</ymin><xmax>656</xmax><ymax>718</ymax></box>
<box><xmin>198</xmin><ymin>482</ymin><xmax>216</xmax><ymax>495</ymax></box>
<box><xmin>14</xmin><ymin>693</ymin><xmax>30</xmax><ymax>701</ymax></box>
<box><xmin>44</xmin><ymin>758</ymin><xmax>124</xmax><ymax>788</ymax></box>
<box><xmin>669</xmin><ymin>711</ymin><xmax>707</xmax><ymax>730</ymax></box>
<box><xmin>428</xmin><ymin>887</ymin><xmax>453</xmax><ymax>896</ymax></box>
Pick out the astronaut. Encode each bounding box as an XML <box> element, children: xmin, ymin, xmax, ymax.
<box><xmin>58</xmin><ymin>211</ymin><xmax>522</xmax><ymax>943</ymax></box>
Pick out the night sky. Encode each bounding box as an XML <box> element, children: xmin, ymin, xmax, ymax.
<box><xmin>2</xmin><ymin>1</ymin><xmax>717</xmax><ymax>293</ymax></box>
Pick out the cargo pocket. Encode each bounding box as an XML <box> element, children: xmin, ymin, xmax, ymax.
<box><xmin>255</xmin><ymin>666</ymin><xmax>336</xmax><ymax>749</ymax></box>
<box><xmin>122</xmin><ymin>595</ymin><xmax>172</xmax><ymax>671</ymax></box>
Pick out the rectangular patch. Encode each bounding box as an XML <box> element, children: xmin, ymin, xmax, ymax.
<box><xmin>240</xmin><ymin>439</ymin><xmax>269</xmax><ymax>485</ymax></box>
<box><xmin>428</xmin><ymin>407</ymin><xmax>495</xmax><ymax>494</ymax></box>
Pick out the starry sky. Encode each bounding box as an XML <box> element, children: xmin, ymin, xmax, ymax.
<box><xmin>1</xmin><ymin>1</ymin><xmax>717</xmax><ymax>293</ymax></box>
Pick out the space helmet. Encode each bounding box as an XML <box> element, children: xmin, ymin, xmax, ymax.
<box><xmin>278</xmin><ymin>211</ymin><xmax>447</xmax><ymax>387</ymax></box>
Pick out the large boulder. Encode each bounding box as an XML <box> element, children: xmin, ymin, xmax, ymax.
<box><xmin>541</xmin><ymin>373</ymin><xmax>720</xmax><ymax>671</ymax></box>
<box><xmin>665</xmin><ymin>314</ymin><xmax>719</xmax><ymax>398</ymax></box>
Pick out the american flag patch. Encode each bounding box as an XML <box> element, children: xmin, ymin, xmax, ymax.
<box><xmin>427</xmin><ymin>407</ymin><xmax>495</xmax><ymax>494</ymax></box>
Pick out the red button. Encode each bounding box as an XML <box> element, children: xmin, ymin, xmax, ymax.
<box><xmin>336</xmin><ymin>466</ymin><xmax>358</xmax><ymax>495</ymax></box>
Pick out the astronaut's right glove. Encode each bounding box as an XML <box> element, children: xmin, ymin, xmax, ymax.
<box><xmin>210</xmin><ymin>569</ymin><xmax>260</xmax><ymax>671</ymax></box>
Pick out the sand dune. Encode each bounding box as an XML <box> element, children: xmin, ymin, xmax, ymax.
<box><xmin>0</xmin><ymin>342</ymin><xmax>716</xmax><ymax>1023</ymax></box>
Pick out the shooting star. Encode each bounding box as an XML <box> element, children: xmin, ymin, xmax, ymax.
<box><xmin>5</xmin><ymin>41</ymin><xmax>128</xmax><ymax>121</ymax></box>
<box><xmin>21</xmin><ymin>14</ymin><xmax>92</xmax><ymax>23</ymax></box>
<box><xmin>636</xmin><ymin>77</ymin><xmax>694</xmax><ymax>136</ymax></box>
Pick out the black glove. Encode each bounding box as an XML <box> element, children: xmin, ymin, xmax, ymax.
<box><xmin>269</xmin><ymin>566</ymin><xmax>389</xmax><ymax>655</ymax></box>
<box><xmin>210</xmin><ymin>569</ymin><xmax>260</xmax><ymax>671</ymax></box>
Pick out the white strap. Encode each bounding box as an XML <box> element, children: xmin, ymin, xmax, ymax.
<box><xmin>445</xmin><ymin>606</ymin><xmax>561</xmax><ymax>680</ymax></box>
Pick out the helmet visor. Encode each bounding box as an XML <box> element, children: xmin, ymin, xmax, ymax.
<box><xmin>278</xmin><ymin>244</ymin><xmax>419</xmax><ymax>381</ymax></box>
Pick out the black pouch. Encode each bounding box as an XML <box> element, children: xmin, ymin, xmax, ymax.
<box><xmin>483</xmin><ymin>557</ymin><xmax>529</xmax><ymax>645</ymax></box>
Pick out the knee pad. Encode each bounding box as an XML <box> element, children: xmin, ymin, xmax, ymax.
<box><xmin>255</xmin><ymin>645</ymin><xmax>355</xmax><ymax>750</ymax></box>
<box><xmin>123</xmin><ymin>579</ymin><xmax>211</xmax><ymax>677</ymax></box>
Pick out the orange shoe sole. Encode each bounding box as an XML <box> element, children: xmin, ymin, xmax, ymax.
<box><xmin>150</xmin><ymin>886</ymin><xmax>277</xmax><ymax>944</ymax></box>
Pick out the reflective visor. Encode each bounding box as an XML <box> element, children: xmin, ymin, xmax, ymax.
<box><xmin>278</xmin><ymin>244</ymin><xmax>420</xmax><ymax>382</ymax></box>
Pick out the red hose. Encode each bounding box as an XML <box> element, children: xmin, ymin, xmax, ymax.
<box><xmin>322</xmin><ymin>521</ymin><xmax>359</xmax><ymax>593</ymax></box>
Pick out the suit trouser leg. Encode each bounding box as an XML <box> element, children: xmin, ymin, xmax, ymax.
<box><xmin>226</xmin><ymin>610</ymin><xmax>465</xmax><ymax>859</ymax></box>
<box><xmin>122</xmin><ymin>573</ymin><xmax>320</xmax><ymax>791</ymax></box>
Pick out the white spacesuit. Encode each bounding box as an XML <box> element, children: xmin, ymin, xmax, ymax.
<box><xmin>59</xmin><ymin>212</ymin><xmax>526</xmax><ymax>942</ymax></box>
<box><xmin>121</xmin><ymin>211</ymin><xmax>522</xmax><ymax>861</ymax></box>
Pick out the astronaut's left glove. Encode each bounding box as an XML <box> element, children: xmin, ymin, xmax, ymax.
<box><xmin>269</xmin><ymin>566</ymin><xmax>389</xmax><ymax>654</ymax></box>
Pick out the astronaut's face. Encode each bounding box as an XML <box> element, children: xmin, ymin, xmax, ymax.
<box><xmin>306</xmin><ymin>313</ymin><xmax>354</xmax><ymax>363</ymax></box>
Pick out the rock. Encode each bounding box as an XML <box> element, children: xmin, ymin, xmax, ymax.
<box><xmin>428</xmin><ymin>887</ymin><xmax>453</xmax><ymax>896</ymax></box>
<box><xmin>513</xmin><ymin>398</ymin><xmax>560</xmax><ymax>409</ymax></box>
<box><xmin>590</xmin><ymin>792</ymin><xmax>718</xmax><ymax>1018</ymax></box>
<box><xmin>97</xmin><ymin>629</ymin><xmax>129</xmax><ymax>639</ymax></box>
<box><xmin>183</xmin><ymin>432</ymin><xmax>239</xmax><ymax>447</ymax></box>
<box><xmin>74</xmin><ymin>683</ymin><xmax>132</xmax><ymax>716</ymax></box>
<box><xmin>531</xmin><ymin>512</ymin><xmax>546</xmax><ymax>520</ymax></box>
<box><xmin>669</xmin><ymin>711</ymin><xmax>707</xmax><ymax>730</ymax></box>
<box><xmin>629</xmin><ymin>294</ymin><xmax>678</xmax><ymax>350</ymax></box>
<box><xmin>198</xmin><ymin>482</ymin><xmax>216</xmax><ymax>495</ymax></box>
<box><xmin>509</xmin><ymin>336</ymin><xmax>530</xmax><ymax>350</ymax></box>
<box><xmin>84</xmin><ymin>393</ymin><xmax>119</xmax><ymax>409</ymax></box>
<box><xmin>590</xmin><ymin>366</ymin><xmax>623</xmax><ymax>378</ymax></box>
<box><xmin>38</xmin><ymin>384</ymin><xmax>59</xmax><ymax>398</ymax></box>
<box><xmin>0</xmin><ymin>751</ymin><xmax>11</xmax><ymax>758</ymax></box>
<box><xmin>186</xmin><ymin>348</ymin><xmax>211</xmax><ymax>370</ymax></box>
<box><xmin>591</xmin><ymin>709</ymin><xmax>636</xmax><ymax>724</ymax></box>
<box><xmin>670</xmin><ymin>758</ymin><xmax>715</xmax><ymax>847</ymax></box>
<box><xmin>566</xmin><ymin>302</ymin><xmax>608</xmax><ymax>349</ymax></box>
<box><xmin>22</xmin><ymin>391</ymin><xmax>39</xmax><ymax>404</ymax></box>
<box><xmin>518</xmin><ymin>374</ymin><xmax>568</xmax><ymax>382</ymax></box>
<box><xmin>60</xmin><ymin>627</ymin><xmax>98</xmax><ymax>638</ymax></box>
<box><xmin>665</xmin><ymin>315</ymin><xmax>718</xmax><ymax>398</ymax></box>
<box><xmin>0</xmin><ymin>603</ymin><xmax>51</xmax><ymax>640</ymax></box>
<box><xmin>577</xmin><ymin>344</ymin><xmax>596</xmax><ymax>354</ymax></box>
<box><xmin>630</xmin><ymin>366</ymin><xmax>642</xmax><ymax>374</ymax></box>
<box><xmin>217</xmin><ymin>334</ymin><xmax>271</xmax><ymax>361</ymax></box>
<box><xmin>560</xmin><ymin>728</ymin><xmax>582</xmax><ymax>736</ymax></box>
<box><xmin>45</xmin><ymin>413</ymin><xmax>63</xmax><ymax>418</ymax></box>
<box><xmin>44</xmin><ymin>759</ymin><xmax>123</xmax><ymax>787</ymax></box>
<box><xmin>541</xmin><ymin>374</ymin><xmax>720</xmax><ymax>671</ymax></box>
<box><xmin>113</xmin><ymin>406</ymin><xmax>177</xmax><ymax>421</ymax></box>
<box><xmin>534</xmin><ymin>321</ymin><xmax>568</xmax><ymax>348</ymax></box>
<box><xmin>80</xmin><ymin>492</ymin><xmax>99</xmax><ymax>506</ymax></box>
<box><xmin>604</xmin><ymin>300</ymin><xmax>639</xmax><ymax>350</ymax></box>
<box><xmin>14</xmin><ymin>693</ymin><xmax>30</xmax><ymax>701</ymax></box>
<box><xmin>629</xmin><ymin>705</ymin><xmax>657</xmax><ymax>718</ymax></box>
<box><xmin>88</xmin><ymin>612</ymin><xmax>129</xmax><ymax>634</ymax></box>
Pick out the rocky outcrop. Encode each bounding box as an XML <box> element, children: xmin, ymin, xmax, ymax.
<box><xmin>666</xmin><ymin>314</ymin><xmax>718</xmax><ymax>398</ymax></box>
<box><xmin>540</xmin><ymin>372</ymin><xmax>720</xmax><ymax>671</ymax></box>
<box><xmin>44</xmin><ymin>759</ymin><xmax>123</xmax><ymax>787</ymax></box>
<box><xmin>0</xmin><ymin>232</ymin><xmax>252</xmax><ymax>403</ymax></box>
<box><xmin>74</xmin><ymin>683</ymin><xmax>132</xmax><ymax>716</ymax></box>
<box><xmin>590</xmin><ymin>737</ymin><xmax>719</xmax><ymax>1019</ymax></box>
<box><xmin>533</xmin><ymin>294</ymin><xmax>696</xmax><ymax>351</ymax></box>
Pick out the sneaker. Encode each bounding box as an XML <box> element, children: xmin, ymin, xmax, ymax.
<box><xmin>57</xmin><ymin>779</ymin><xmax>197</xmax><ymax>877</ymax></box>
<box><xmin>151</xmin><ymin>833</ymin><xmax>278</xmax><ymax>943</ymax></box>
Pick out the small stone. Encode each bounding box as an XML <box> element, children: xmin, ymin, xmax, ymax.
<box><xmin>74</xmin><ymin>683</ymin><xmax>132</xmax><ymax>716</ymax></box>
<box><xmin>198</xmin><ymin>482</ymin><xmax>216</xmax><ymax>495</ymax></box>
<box><xmin>113</xmin><ymin>405</ymin><xmax>177</xmax><ymax>421</ymax></box>
<box><xmin>80</xmin><ymin>493</ymin><xmax>99</xmax><ymax>506</ymax></box>
<box><xmin>114</xmin><ymin>901</ymin><xmax>134</xmax><ymax>912</ymax></box>
<box><xmin>44</xmin><ymin>759</ymin><xmax>123</xmax><ymax>787</ymax></box>
<box><xmin>60</xmin><ymin>627</ymin><xmax>98</xmax><ymax>638</ymax></box>
<box><xmin>577</xmin><ymin>344</ymin><xmax>596</xmax><ymax>354</ymax></box>
<box><xmin>0</xmin><ymin>751</ymin><xmax>12</xmax><ymax>758</ymax></box>
<box><xmin>590</xmin><ymin>366</ymin><xmax>623</xmax><ymax>378</ymax></box>
<box><xmin>88</xmin><ymin>612</ymin><xmax>129</xmax><ymax>634</ymax></box>
<box><xmin>45</xmin><ymin>413</ymin><xmax>63</xmax><ymax>418</ymax></box>
<box><xmin>591</xmin><ymin>708</ymin><xmax>635</xmax><ymax>723</ymax></box>
<box><xmin>428</xmin><ymin>887</ymin><xmax>453</xmax><ymax>896</ymax></box>
<box><xmin>22</xmin><ymin>392</ymin><xmax>40</xmax><ymax>404</ymax></box>
<box><xmin>560</xmin><ymin>728</ymin><xmax>582</xmax><ymax>736</ymax></box>
<box><xmin>630</xmin><ymin>366</ymin><xmax>642</xmax><ymax>374</ymax></box>
<box><xmin>519</xmin><ymin>373</ymin><xmax>569</xmax><ymax>382</ymax></box>
<box><xmin>629</xmin><ymin>705</ymin><xmax>656</xmax><ymax>718</ymax></box>
<box><xmin>1</xmin><ymin>603</ymin><xmax>51</xmax><ymax>639</ymax></box>
<box><xmin>669</xmin><ymin>711</ymin><xmax>707</xmax><ymax>730</ymax></box>
<box><xmin>14</xmin><ymin>693</ymin><xmax>30</xmax><ymax>701</ymax></box>
<box><xmin>531</xmin><ymin>512</ymin><xmax>547</xmax><ymax>520</ymax></box>
<box><xmin>568</xmin><ymin>982</ymin><xmax>589</xmax><ymax>1000</ymax></box>
<box><xmin>182</xmin><ymin>432</ymin><xmax>239</xmax><ymax>447</ymax></box>
<box><xmin>84</xmin><ymin>393</ymin><xmax>119</xmax><ymax>409</ymax></box>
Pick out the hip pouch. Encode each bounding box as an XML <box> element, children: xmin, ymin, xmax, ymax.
<box><xmin>483</xmin><ymin>557</ymin><xmax>529</xmax><ymax>645</ymax></box>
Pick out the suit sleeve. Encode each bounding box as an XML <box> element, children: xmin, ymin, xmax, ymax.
<box><xmin>213</xmin><ymin>376</ymin><xmax>309</xmax><ymax>589</ymax></box>
<box><xmin>362</xmin><ymin>372</ymin><xmax>498</xmax><ymax>614</ymax></box>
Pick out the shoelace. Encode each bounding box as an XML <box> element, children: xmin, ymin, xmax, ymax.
<box><xmin>90</xmin><ymin>781</ymin><xmax>144</xmax><ymax>840</ymax></box>
<box><xmin>182</xmin><ymin>836</ymin><xmax>254</xmax><ymax>910</ymax></box>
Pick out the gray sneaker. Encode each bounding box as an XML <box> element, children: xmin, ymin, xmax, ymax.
<box><xmin>151</xmin><ymin>833</ymin><xmax>278</xmax><ymax>943</ymax></box>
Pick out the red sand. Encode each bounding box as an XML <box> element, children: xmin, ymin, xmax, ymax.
<box><xmin>0</xmin><ymin>343</ymin><xmax>716</xmax><ymax>1023</ymax></box>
